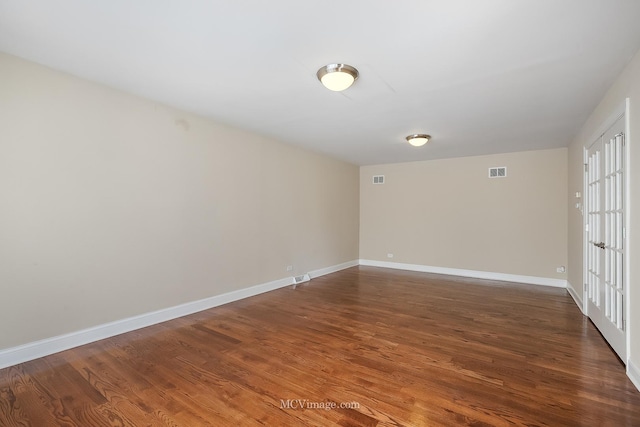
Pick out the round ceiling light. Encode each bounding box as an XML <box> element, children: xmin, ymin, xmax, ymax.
<box><xmin>406</xmin><ymin>134</ymin><xmax>431</xmax><ymax>147</ymax></box>
<box><xmin>316</xmin><ymin>64</ymin><xmax>359</xmax><ymax>92</ymax></box>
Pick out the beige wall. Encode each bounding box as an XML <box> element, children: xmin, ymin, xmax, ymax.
<box><xmin>0</xmin><ymin>52</ymin><xmax>359</xmax><ymax>350</ymax></box>
<box><xmin>360</xmin><ymin>149</ymin><xmax>568</xmax><ymax>279</ymax></box>
<box><xmin>567</xmin><ymin>138</ymin><xmax>585</xmax><ymax>298</ymax></box>
<box><xmin>568</xmin><ymin>47</ymin><xmax>640</xmax><ymax>368</ymax></box>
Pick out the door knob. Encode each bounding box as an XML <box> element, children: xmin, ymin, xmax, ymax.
<box><xmin>594</xmin><ymin>242</ymin><xmax>605</xmax><ymax>249</ymax></box>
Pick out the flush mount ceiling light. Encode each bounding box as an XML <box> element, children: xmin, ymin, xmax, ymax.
<box><xmin>316</xmin><ymin>64</ymin><xmax>359</xmax><ymax>91</ymax></box>
<box><xmin>406</xmin><ymin>134</ymin><xmax>431</xmax><ymax>147</ymax></box>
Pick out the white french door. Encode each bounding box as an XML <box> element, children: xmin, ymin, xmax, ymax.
<box><xmin>585</xmin><ymin>117</ymin><xmax>627</xmax><ymax>363</ymax></box>
<box><xmin>585</xmin><ymin>115</ymin><xmax>626</xmax><ymax>361</ymax></box>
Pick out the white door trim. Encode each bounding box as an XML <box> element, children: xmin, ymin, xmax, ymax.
<box><xmin>624</xmin><ymin>97</ymin><xmax>631</xmax><ymax>363</ymax></box>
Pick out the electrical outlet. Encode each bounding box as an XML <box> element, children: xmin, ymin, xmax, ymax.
<box><xmin>387</xmin><ymin>253</ymin><xmax>394</xmax><ymax>258</ymax></box>
<box><xmin>556</xmin><ymin>266</ymin><xmax>566</xmax><ymax>273</ymax></box>
<box><xmin>286</xmin><ymin>265</ymin><xmax>293</xmax><ymax>272</ymax></box>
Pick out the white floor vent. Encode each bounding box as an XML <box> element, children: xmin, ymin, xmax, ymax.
<box><xmin>488</xmin><ymin>167</ymin><xmax>507</xmax><ymax>178</ymax></box>
<box><xmin>292</xmin><ymin>273</ymin><xmax>310</xmax><ymax>288</ymax></box>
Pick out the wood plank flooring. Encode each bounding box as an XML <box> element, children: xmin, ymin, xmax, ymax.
<box><xmin>1</xmin><ymin>266</ymin><xmax>639</xmax><ymax>426</ymax></box>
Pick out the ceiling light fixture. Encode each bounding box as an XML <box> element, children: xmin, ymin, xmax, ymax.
<box><xmin>406</xmin><ymin>134</ymin><xmax>431</xmax><ymax>147</ymax></box>
<box><xmin>316</xmin><ymin>64</ymin><xmax>359</xmax><ymax>92</ymax></box>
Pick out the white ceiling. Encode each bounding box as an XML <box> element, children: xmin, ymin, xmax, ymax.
<box><xmin>2</xmin><ymin>1</ymin><xmax>640</xmax><ymax>165</ymax></box>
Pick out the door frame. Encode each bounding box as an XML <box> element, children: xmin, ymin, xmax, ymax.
<box><xmin>582</xmin><ymin>98</ymin><xmax>630</xmax><ymax>363</ymax></box>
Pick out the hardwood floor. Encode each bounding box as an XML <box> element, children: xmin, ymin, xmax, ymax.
<box><xmin>1</xmin><ymin>266</ymin><xmax>639</xmax><ymax>426</ymax></box>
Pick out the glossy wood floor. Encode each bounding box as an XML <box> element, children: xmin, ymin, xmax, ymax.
<box><xmin>2</xmin><ymin>266</ymin><xmax>640</xmax><ymax>426</ymax></box>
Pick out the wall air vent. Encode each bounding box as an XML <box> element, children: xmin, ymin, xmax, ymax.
<box><xmin>373</xmin><ymin>175</ymin><xmax>385</xmax><ymax>184</ymax></box>
<box><xmin>292</xmin><ymin>273</ymin><xmax>310</xmax><ymax>289</ymax></box>
<box><xmin>488</xmin><ymin>167</ymin><xmax>507</xmax><ymax>178</ymax></box>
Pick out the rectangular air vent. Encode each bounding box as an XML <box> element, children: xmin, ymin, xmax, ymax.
<box><xmin>373</xmin><ymin>175</ymin><xmax>385</xmax><ymax>184</ymax></box>
<box><xmin>292</xmin><ymin>273</ymin><xmax>310</xmax><ymax>289</ymax></box>
<box><xmin>293</xmin><ymin>274</ymin><xmax>310</xmax><ymax>284</ymax></box>
<box><xmin>488</xmin><ymin>167</ymin><xmax>507</xmax><ymax>178</ymax></box>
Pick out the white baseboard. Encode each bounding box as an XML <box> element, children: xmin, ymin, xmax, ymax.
<box><xmin>566</xmin><ymin>282</ymin><xmax>586</xmax><ymax>314</ymax></box>
<box><xmin>358</xmin><ymin>259</ymin><xmax>567</xmax><ymax>288</ymax></box>
<box><xmin>0</xmin><ymin>260</ymin><xmax>358</xmax><ymax>370</ymax></box>
<box><xmin>309</xmin><ymin>259</ymin><xmax>359</xmax><ymax>279</ymax></box>
<box><xmin>628</xmin><ymin>361</ymin><xmax>640</xmax><ymax>392</ymax></box>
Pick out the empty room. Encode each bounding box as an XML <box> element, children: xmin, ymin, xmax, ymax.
<box><xmin>2</xmin><ymin>1</ymin><xmax>640</xmax><ymax>426</ymax></box>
